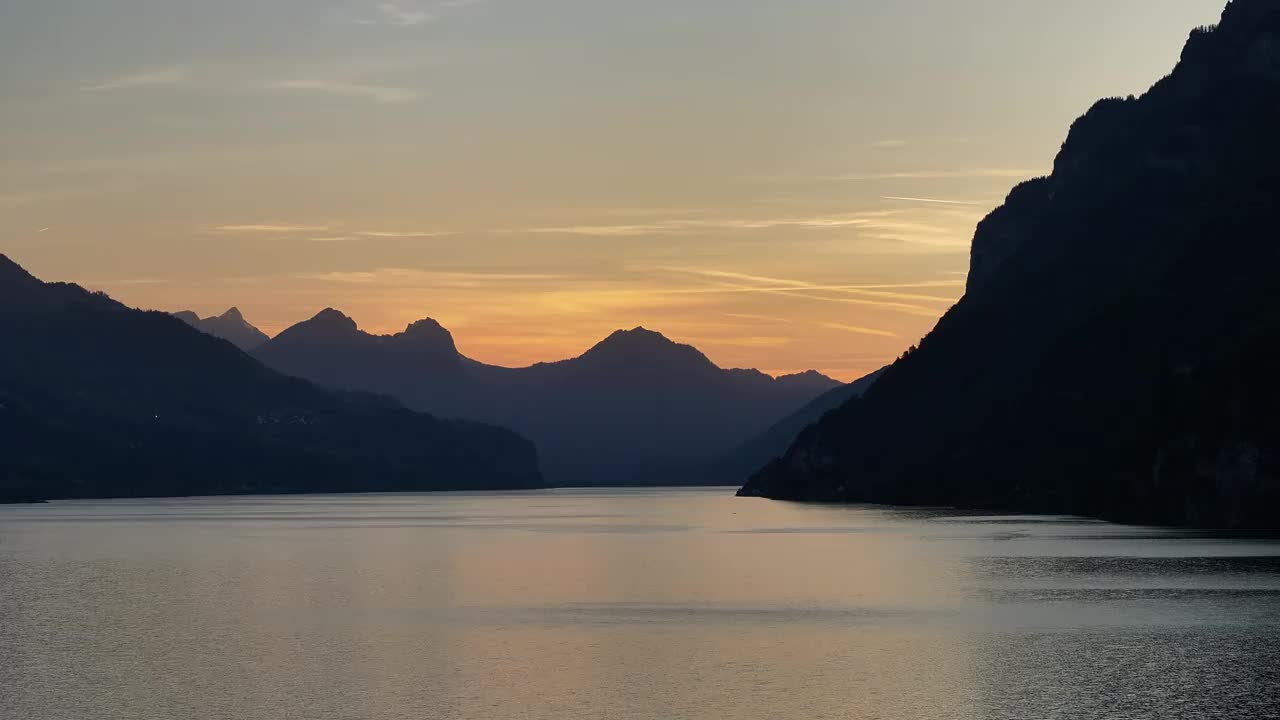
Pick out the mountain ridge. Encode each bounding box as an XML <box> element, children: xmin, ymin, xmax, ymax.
<box><xmin>1</xmin><ymin>255</ymin><xmax>545</xmax><ymax>500</ymax></box>
<box><xmin>739</xmin><ymin>0</ymin><xmax>1280</xmax><ymax>528</ymax></box>
<box><xmin>253</xmin><ymin>311</ymin><xmax>842</xmax><ymax>484</ymax></box>
<box><xmin>173</xmin><ymin>307</ymin><xmax>271</xmax><ymax>352</ymax></box>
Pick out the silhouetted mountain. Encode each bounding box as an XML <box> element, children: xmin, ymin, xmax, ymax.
<box><xmin>0</xmin><ymin>255</ymin><xmax>115</xmax><ymax>310</ymax></box>
<box><xmin>740</xmin><ymin>0</ymin><xmax>1280</xmax><ymax>528</ymax></box>
<box><xmin>708</xmin><ymin>367</ymin><xmax>884</xmax><ymax>484</ymax></box>
<box><xmin>255</xmin><ymin>322</ymin><xmax>841</xmax><ymax>485</ymax></box>
<box><xmin>0</xmin><ymin>256</ymin><xmax>544</xmax><ymax>500</ymax></box>
<box><xmin>173</xmin><ymin>307</ymin><xmax>270</xmax><ymax>351</ymax></box>
<box><xmin>255</xmin><ymin>308</ymin><xmax>473</xmax><ymax>417</ymax></box>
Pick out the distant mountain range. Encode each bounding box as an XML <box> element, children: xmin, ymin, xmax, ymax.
<box><xmin>707</xmin><ymin>367</ymin><xmax>883</xmax><ymax>485</ymax></box>
<box><xmin>173</xmin><ymin>307</ymin><xmax>269</xmax><ymax>351</ymax></box>
<box><xmin>0</xmin><ymin>255</ymin><xmax>544</xmax><ymax>501</ymax></box>
<box><xmin>250</xmin><ymin>310</ymin><xmax>842</xmax><ymax>484</ymax></box>
<box><xmin>741</xmin><ymin>0</ymin><xmax>1280</xmax><ymax>528</ymax></box>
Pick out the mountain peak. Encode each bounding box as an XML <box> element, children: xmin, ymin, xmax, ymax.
<box><xmin>313</xmin><ymin>307</ymin><xmax>356</xmax><ymax>326</ymax></box>
<box><xmin>579</xmin><ymin>326</ymin><xmax>716</xmax><ymax>372</ymax></box>
<box><xmin>1217</xmin><ymin>0</ymin><xmax>1280</xmax><ymax>35</ymax></box>
<box><xmin>775</xmin><ymin>369</ymin><xmax>841</xmax><ymax>388</ymax></box>
<box><xmin>170</xmin><ymin>306</ymin><xmax>269</xmax><ymax>351</ymax></box>
<box><xmin>280</xmin><ymin>308</ymin><xmax>360</xmax><ymax>342</ymax></box>
<box><xmin>400</xmin><ymin>317</ymin><xmax>458</xmax><ymax>354</ymax></box>
<box><xmin>600</xmin><ymin>326</ymin><xmax>673</xmax><ymax>347</ymax></box>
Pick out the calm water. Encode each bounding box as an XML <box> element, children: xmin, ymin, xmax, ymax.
<box><xmin>2</xmin><ymin>488</ymin><xmax>1279</xmax><ymax>719</ymax></box>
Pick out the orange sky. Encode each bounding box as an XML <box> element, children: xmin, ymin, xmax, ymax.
<box><xmin>0</xmin><ymin>0</ymin><xmax>1226</xmax><ymax>379</ymax></box>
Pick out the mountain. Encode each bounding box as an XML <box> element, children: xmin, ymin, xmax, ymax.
<box><xmin>0</xmin><ymin>256</ymin><xmax>544</xmax><ymax>500</ymax></box>
<box><xmin>255</xmin><ymin>319</ymin><xmax>841</xmax><ymax>485</ymax></box>
<box><xmin>254</xmin><ymin>308</ymin><xmax>474</xmax><ymax>417</ymax></box>
<box><xmin>174</xmin><ymin>307</ymin><xmax>270</xmax><ymax>351</ymax></box>
<box><xmin>740</xmin><ymin>0</ymin><xmax>1280</xmax><ymax>528</ymax></box>
<box><xmin>708</xmin><ymin>367</ymin><xmax>884</xmax><ymax>485</ymax></box>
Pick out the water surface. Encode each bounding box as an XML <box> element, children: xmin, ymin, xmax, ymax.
<box><xmin>2</xmin><ymin>488</ymin><xmax>1279</xmax><ymax>719</ymax></box>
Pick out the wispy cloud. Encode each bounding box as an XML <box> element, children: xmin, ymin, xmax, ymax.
<box><xmin>745</xmin><ymin>168</ymin><xmax>1042</xmax><ymax>183</ymax></box>
<box><xmin>307</xmin><ymin>230</ymin><xmax>455</xmax><ymax>242</ymax></box>
<box><xmin>658</xmin><ymin>267</ymin><xmax>961</xmax><ymax>317</ymax></box>
<box><xmin>266</xmin><ymin>79</ymin><xmax>420</xmax><ymax>103</ymax></box>
<box><xmin>81</xmin><ymin>67</ymin><xmax>187</xmax><ymax>92</ymax></box>
<box><xmin>869</xmin><ymin>139</ymin><xmax>908</xmax><ymax>148</ymax></box>
<box><xmin>294</xmin><ymin>267</ymin><xmax>565</xmax><ymax>287</ymax></box>
<box><xmin>341</xmin><ymin>0</ymin><xmax>485</xmax><ymax>27</ymax></box>
<box><xmin>526</xmin><ymin>209</ymin><xmax>975</xmax><ymax>248</ymax></box>
<box><xmin>216</xmin><ymin>224</ymin><xmax>330</xmax><ymax>233</ymax></box>
<box><xmin>881</xmin><ymin>195</ymin><xmax>982</xmax><ymax>206</ymax></box>
<box><xmin>76</xmin><ymin>56</ymin><xmax>429</xmax><ymax>105</ymax></box>
<box><xmin>835</xmin><ymin>168</ymin><xmax>1042</xmax><ymax>181</ymax></box>
<box><xmin>378</xmin><ymin>1</ymin><xmax>435</xmax><ymax>25</ymax></box>
<box><xmin>355</xmin><ymin>230</ymin><xmax>457</xmax><ymax>238</ymax></box>
<box><xmin>724</xmin><ymin>312</ymin><xmax>898</xmax><ymax>339</ymax></box>
<box><xmin>213</xmin><ymin>225</ymin><xmax>457</xmax><ymax>239</ymax></box>
<box><xmin>527</xmin><ymin>212</ymin><xmax>921</xmax><ymax>237</ymax></box>
<box><xmin>822</xmin><ymin>322</ymin><xmax>899</xmax><ymax>338</ymax></box>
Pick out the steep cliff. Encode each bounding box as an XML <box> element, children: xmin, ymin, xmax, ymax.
<box><xmin>740</xmin><ymin>0</ymin><xmax>1280</xmax><ymax>528</ymax></box>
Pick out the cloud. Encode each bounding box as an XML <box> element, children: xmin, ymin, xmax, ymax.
<box><xmin>216</xmin><ymin>224</ymin><xmax>330</xmax><ymax>233</ymax></box>
<box><xmin>870</xmin><ymin>139</ymin><xmax>908</xmax><ymax>148</ymax></box>
<box><xmin>727</xmin><ymin>311</ymin><xmax>896</xmax><ymax>338</ymax></box>
<box><xmin>81</xmin><ymin>67</ymin><xmax>187</xmax><ymax>92</ymax></box>
<box><xmin>659</xmin><ymin>267</ymin><xmax>961</xmax><ymax>317</ymax></box>
<box><xmin>378</xmin><ymin>2</ymin><xmax>435</xmax><ymax>25</ymax></box>
<box><xmin>822</xmin><ymin>322</ymin><xmax>899</xmax><ymax>338</ymax></box>
<box><xmin>307</xmin><ymin>230</ymin><xmax>455</xmax><ymax>242</ymax></box>
<box><xmin>745</xmin><ymin>168</ymin><xmax>1042</xmax><ymax>183</ymax></box>
<box><xmin>527</xmin><ymin>212</ymin><xmax>921</xmax><ymax>237</ymax></box>
<box><xmin>529</xmin><ymin>223</ymin><xmax>672</xmax><ymax>237</ymax></box>
<box><xmin>881</xmin><ymin>195</ymin><xmax>983</xmax><ymax>206</ymax></box>
<box><xmin>214</xmin><ymin>225</ymin><xmax>455</xmax><ymax>240</ymax></box>
<box><xmin>266</xmin><ymin>79</ymin><xmax>420</xmax><ymax>103</ymax></box>
<box><xmin>341</xmin><ymin>0</ymin><xmax>484</xmax><ymax>27</ymax></box>
<box><xmin>834</xmin><ymin>168</ymin><xmax>1042</xmax><ymax>181</ymax></box>
<box><xmin>525</xmin><ymin>208</ymin><xmax>976</xmax><ymax>249</ymax></box>
<box><xmin>294</xmin><ymin>268</ymin><xmax>566</xmax><ymax>288</ymax></box>
<box><xmin>355</xmin><ymin>230</ymin><xmax>457</xmax><ymax>238</ymax></box>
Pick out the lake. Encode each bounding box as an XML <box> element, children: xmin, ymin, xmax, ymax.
<box><xmin>2</xmin><ymin>488</ymin><xmax>1278</xmax><ymax>719</ymax></box>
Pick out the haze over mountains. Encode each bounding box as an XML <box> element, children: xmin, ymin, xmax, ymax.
<box><xmin>250</xmin><ymin>309</ymin><xmax>843</xmax><ymax>484</ymax></box>
<box><xmin>173</xmin><ymin>308</ymin><xmax>269</xmax><ymax>352</ymax></box>
<box><xmin>0</xmin><ymin>255</ymin><xmax>544</xmax><ymax>501</ymax></box>
<box><xmin>742</xmin><ymin>0</ymin><xmax>1280</xmax><ymax>528</ymax></box>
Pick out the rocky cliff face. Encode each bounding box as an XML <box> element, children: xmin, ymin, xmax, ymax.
<box><xmin>740</xmin><ymin>0</ymin><xmax>1280</xmax><ymax>528</ymax></box>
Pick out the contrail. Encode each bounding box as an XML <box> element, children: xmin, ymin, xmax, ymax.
<box><xmin>881</xmin><ymin>195</ymin><xmax>981</xmax><ymax>206</ymax></box>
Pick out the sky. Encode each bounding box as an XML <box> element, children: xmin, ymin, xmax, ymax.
<box><xmin>1</xmin><ymin>0</ymin><xmax>1228</xmax><ymax>379</ymax></box>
